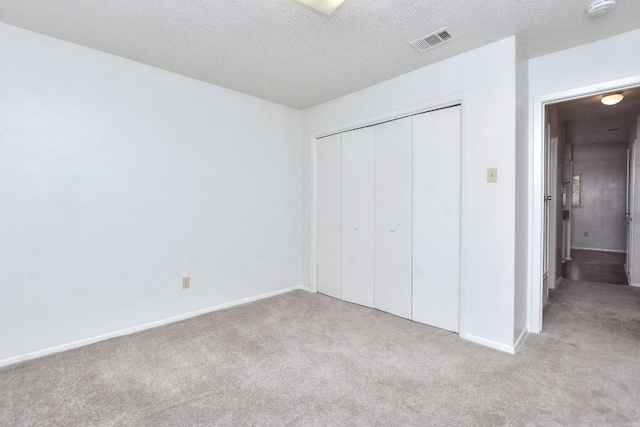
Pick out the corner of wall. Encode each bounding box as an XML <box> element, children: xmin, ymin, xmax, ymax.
<box><xmin>514</xmin><ymin>36</ymin><xmax>530</xmax><ymax>342</ymax></box>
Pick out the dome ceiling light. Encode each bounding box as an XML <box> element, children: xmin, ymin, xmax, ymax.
<box><xmin>586</xmin><ymin>0</ymin><xmax>617</xmax><ymax>18</ymax></box>
<box><xmin>601</xmin><ymin>93</ymin><xmax>624</xmax><ymax>105</ymax></box>
<box><xmin>295</xmin><ymin>0</ymin><xmax>345</xmax><ymax>15</ymax></box>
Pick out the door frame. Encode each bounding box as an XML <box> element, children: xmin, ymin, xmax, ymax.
<box><xmin>548</xmin><ymin>135</ymin><xmax>559</xmax><ymax>292</ymax></box>
<box><xmin>627</xmin><ymin>141</ymin><xmax>636</xmax><ymax>283</ymax></box>
<box><xmin>542</xmin><ymin>130</ymin><xmax>559</xmax><ymax>310</ymax></box>
<box><xmin>529</xmin><ymin>76</ymin><xmax>640</xmax><ymax>333</ymax></box>
<box><xmin>309</xmin><ymin>92</ymin><xmax>471</xmax><ymax>339</ymax></box>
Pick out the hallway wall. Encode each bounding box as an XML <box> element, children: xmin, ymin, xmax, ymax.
<box><xmin>571</xmin><ymin>143</ymin><xmax>627</xmax><ymax>252</ymax></box>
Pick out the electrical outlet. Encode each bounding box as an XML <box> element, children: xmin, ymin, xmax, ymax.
<box><xmin>182</xmin><ymin>277</ymin><xmax>190</xmax><ymax>289</ymax></box>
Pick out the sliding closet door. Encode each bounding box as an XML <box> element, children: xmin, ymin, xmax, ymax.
<box><xmin>317</xmin><ymin>134</ymin><xmax>342</xmax><ymax>299</ymax></box>
<box><xmin>412</xmin><ymin>106</ymin><xmax>461</xmax><ymax>332</ymax></box>
<box><xmin>342</xmin><ymin>127</ymin><xmax>375</xmax><ymax>308</ymax></box>
<box><xmin>374</xmin><ymin>117</ymin><xmax>413</xmax><ymax>319</ymax></box>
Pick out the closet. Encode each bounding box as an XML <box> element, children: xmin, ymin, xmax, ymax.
<box><xmin>316</xmin><ymin>105</ymin><xmax>461</xmax><ymax>332</ymax></box>
<box><xmin>374</xmin><ymin>117</ymin><xmax>413</xmax><ymax>319</ymax></box>
<box><xmin>316</xmin><ymin>133</ymin><xmax>342</xmax><ymax>300</ymax></box>
<box><xmin>341</xmin><ymin>127</ymin><xmax>375</xmax><ymax>308</ymax></box>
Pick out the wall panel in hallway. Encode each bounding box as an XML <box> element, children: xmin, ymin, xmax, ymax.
<box><xmin>571</xmin><ymin>143</ymin><xmax>627</xmax><ymax>252</ymax></box>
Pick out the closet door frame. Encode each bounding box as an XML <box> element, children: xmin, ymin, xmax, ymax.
<box><xmin>310</xmin><ymin>92</ymin><xmax>470</xmax><ymax>339</ymax></box>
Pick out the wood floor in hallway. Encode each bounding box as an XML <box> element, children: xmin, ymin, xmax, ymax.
<box><xmin>562</xmin><ymin>249</ymin><xmax>628</xmax><ymax>285</ymax></box>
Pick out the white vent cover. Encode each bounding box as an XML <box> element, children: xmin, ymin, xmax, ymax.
<box><xmin>586</xmin><ymin>0</ymin><xmax>616</xmax><ymax>18</ymax></box>
<box><xmin>410</xmin><ymin>27</ymin><xmax>456</xmax><ymax>53</ymax></box>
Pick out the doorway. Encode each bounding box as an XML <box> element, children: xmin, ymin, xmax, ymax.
<box><xmin>536</xmin><ymin>84</ymin><xmax>640</xmax><ymax>328</ymax></box>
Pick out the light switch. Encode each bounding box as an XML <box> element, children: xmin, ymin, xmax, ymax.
<box><xmin>487</xmin><ymin>168</ymin><xmax>498</xmax><ymax>183</ymax></box>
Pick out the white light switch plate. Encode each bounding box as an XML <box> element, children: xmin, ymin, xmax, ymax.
<box><xmin>487</xmin><ymin>168</ymin><xmax>498</xmax><ymax>183</ymax></box>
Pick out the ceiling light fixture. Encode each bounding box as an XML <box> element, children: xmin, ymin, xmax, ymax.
<box><xmin>295</xmin><ymin>0</ymin><xmax>345</xmax><ymax>15</ymax></box>
<box><xmin>601</xmin><ymin>93</ymin><xmax>624</xmax><ymax>105</ymax></box>
<box><xmin>586</xmin><ymin>0</ymin><xmax>617</xmax><ymax>18</ymax></box>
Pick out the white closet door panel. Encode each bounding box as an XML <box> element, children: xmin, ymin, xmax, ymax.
<box><xmin>342</xmin><ymin>127</ymin><xmax>375</xmax><ymax>308</ymax></box>
<box><xmin>374</xmin><ymin>117</ymin><xmax>413</xmax><ymax>319</ymax></box>
<box><xmin>317</xmin><ymin>134</ymin><xmax>342</xmax><ymax>299</ymax></box>
<box><xmin>412</xmin><ymin>106</ymin><xmax>461</xmax><ymax>332</ymax></box>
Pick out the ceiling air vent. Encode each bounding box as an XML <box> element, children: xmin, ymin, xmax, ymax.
<box><xmin>410</xmin><ymin>27</ymin><xmax>456</xmax><ymax>53</ymax></box>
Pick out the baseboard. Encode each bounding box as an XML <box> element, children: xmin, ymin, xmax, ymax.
<box><xmin>465</xmin><ymin>328</ymin><xmax>527</xmax><ymax>355</ymax></box>
<box><xmin>462</xmin><ymin>334</ymin><xmax>515</xmax><ymax>354</ymax></box>
<box><xmin>630</xmin><ymin>283</ymin><xmax>640</xmax><ymax>288</ymax></box>
<box><xmin>513</xmin><ymin>327</ymin><xmax>529</xmax><ymax>354</ymax></box>
<box><xmin>571</xmin><ymin>247</ymin><xmax>626</xmax><ymax>254</ymax></box>
<box><xmin>554</xmin><ymin>277</ymin><xmax>563</xmax><ymax>288</ymax></box>
<box><xmin>0</xmin><ymin>286</ymin><xmax>306</xmax><ymax>369</ymax></box>
<box><xmin>626</xmin><ymin>265</ymin><xmax>631</xmax><ymax>284</ymax></box>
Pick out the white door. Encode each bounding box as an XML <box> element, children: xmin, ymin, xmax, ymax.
<box><xmin>542</xmin><ymin>125</ymin><xmax>552</xmax><ymax>309</ymax></box>
<box><xmin>412</xmin><ymin>106</ymin><xmax>461</xmax><ymax>332</ymax></box>
<box><xmin>626</xmin><ymin>141</ymin><xmax>636</xmax><ymax>281</ymax></box>
<box><xmin>316</xmin><ymin>134</ymin><xmax>342</xmax><ymax>299</ymax></box>
<box><xmin>548</xmin><ymin>137</ymin><xmax>558</xmax><ymax>289</ymax></box>
<box><xmin>342</xmin><ymin>127</ymin><xmax>375</xmax><ymax>308</ymax></box>
<box><xmin>374</xmin><ymin>117</ymin><xmax>413</xmax><ymax>319</ymax></box>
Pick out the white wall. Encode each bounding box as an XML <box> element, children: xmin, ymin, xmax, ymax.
<box><xmin>528</xmin><ymin>28</ymin><xmax>640</xmax><ymax>331</ymax></box>
<box><xmin>302</xmin><ymin>37</ymin><xmax>518</xmax><ymax>350</ymax></box>
<box><xmin>570</xmin><ymin>143</ymin><xmax>627</xmax><ymax>252</ymax></box>
<box><xmin>529</xmin><ymin>29</ymin><xmax>640</xmax><ymax>100</ymax></box>
<box><xmin>514</xmin><ymin>38</ymin><xmax>529</xmax><ymax>344</ymax></box>
<box><xmin>0</xmin><ymin>23</ymin><xmax>302</xmax><ymax>363</ymax></box>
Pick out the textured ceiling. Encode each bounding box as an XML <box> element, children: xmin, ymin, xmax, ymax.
<box><xmin>1</xmin><ymin>0</ymin><xmax>640</xmax><ymax>109</ymax></box>
<box><xmin>556</xmin><ymin>86</ymin><xmax>640</xmax><ymax>123</ymax></box>
<box><xmin>555</xmin><ymin>86</ymin><xmax>640</xmax><ymax>145</ymax></box>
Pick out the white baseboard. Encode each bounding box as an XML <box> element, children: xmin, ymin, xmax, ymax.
<box><xmin>571</xmin><ymin>247</ymin><xmax>626</xmax><ymax>254</ymax></box>
<box><xmin>463</xmin><ymin>334</ymin><xmax>516</xmax><ymax>354</ymax></box>
<box><xmin>0</xmin><ymin>286</ymin><xmax>306</xmax><ymax>368</ymax></box>
<box><xmin>513</xmin><ymin>327</ymin><xmax>529</xmax><ymax>353</ymax></box>
<box><xmin>554</xmin><ymin>277</ymin><xmax>563</xmax><ymax>289</ymax></box>
<box><xmin>630</xmin><ymin>283</ymin><xmax>640</xmax><ymax>288</ymax></box>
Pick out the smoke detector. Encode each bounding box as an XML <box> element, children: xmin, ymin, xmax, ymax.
<box><xmin>586</xmin><ymin>0</ymin><xmax>616</xmax><ymax>18</ymax></box>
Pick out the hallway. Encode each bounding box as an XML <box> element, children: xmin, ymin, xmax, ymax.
<box><xmin>562</xmin><ymin>249</ymin><xmax>628</xmax><ymax>286</ymax></box>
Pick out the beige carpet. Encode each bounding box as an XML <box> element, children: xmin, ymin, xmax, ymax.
<box><xmin>1</xmin><ymin>280</ymin><xmax>640</xmax><ymax>426</ymax></box>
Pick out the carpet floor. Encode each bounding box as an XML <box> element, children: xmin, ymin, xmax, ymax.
<box><xmin>1</xmin><ymin>280</ymin><xmax>640</xmax><ymax>426</ymax></box>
